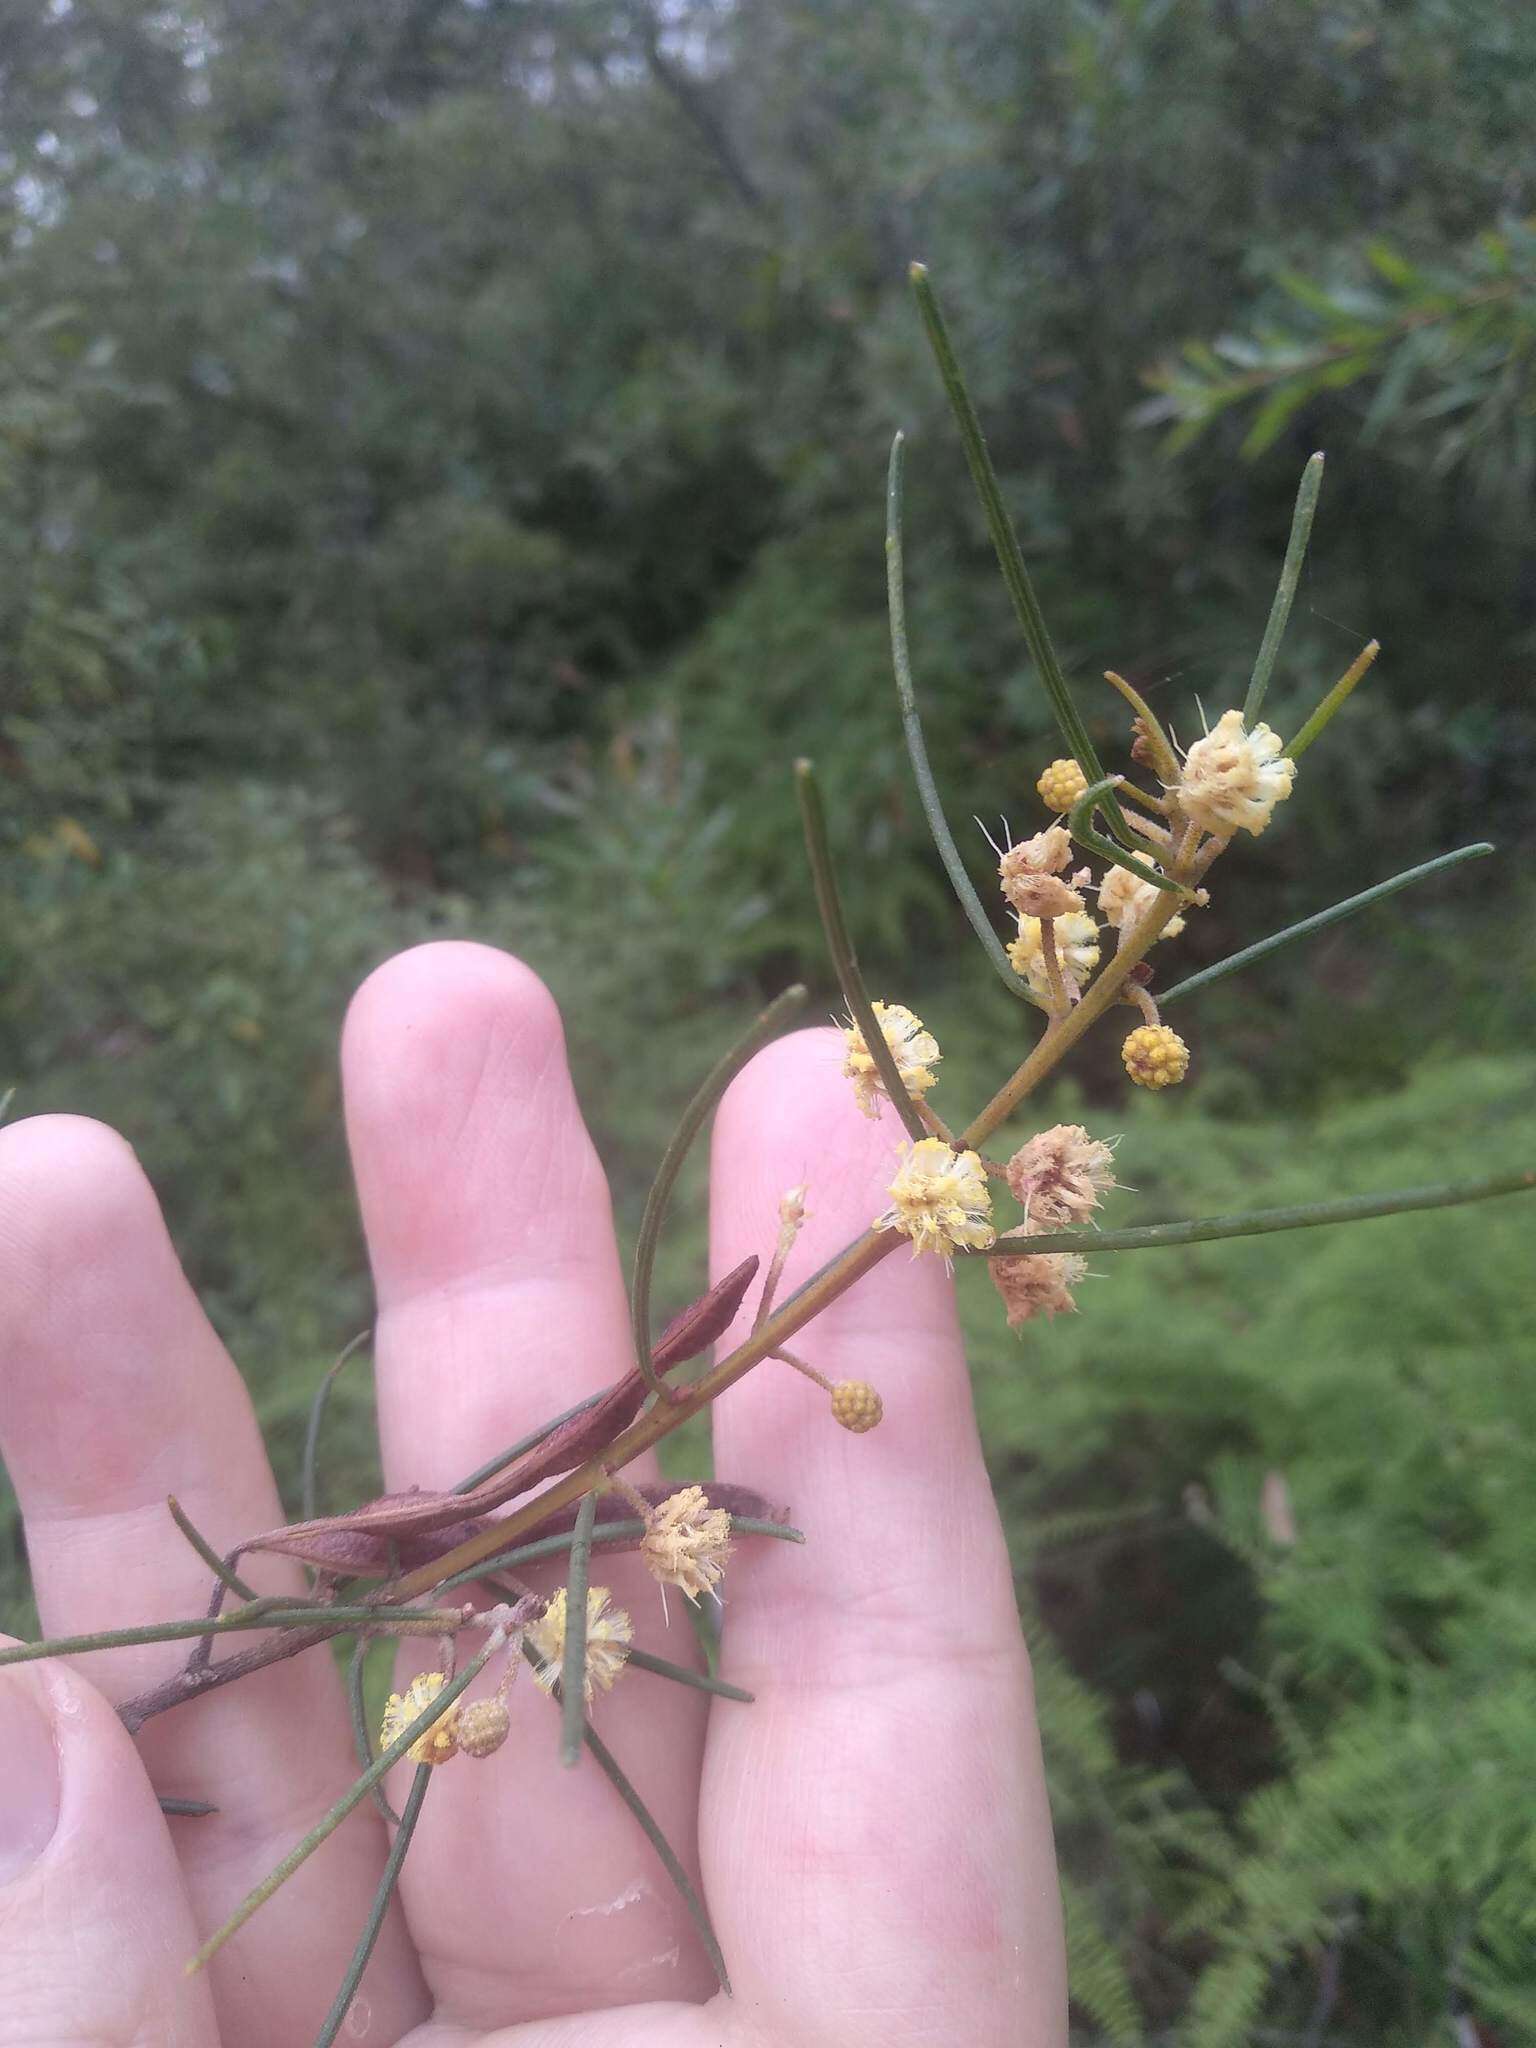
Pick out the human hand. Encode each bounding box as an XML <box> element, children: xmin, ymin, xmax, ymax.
<box><xmin>0</xmin><ymin>942</ymin><xmax>1066</xmax><ymax>2047</ymax></box>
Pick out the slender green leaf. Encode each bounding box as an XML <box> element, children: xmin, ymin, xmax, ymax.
<box><xmin>559</xmin><ymin>1491</ymin><xmax>599</xmax><ymax>1767</ymax></box>
<box><xmin>582</xmin><ymin>1716</ymin><xmax>731</xmax><ymax>1992</ymax></box>
<box><xmin>908</xmin><ymin>264</ymin><xmax>1133</xmax><ymax>845</ymax></box>
<box><xmin>796</xmin><ymin>758</ymin><xmax>928</xmax><ymax>1140</ymax></box>
<box><xmin>301</xmin><ymin>1328</ymin><xmax>370</xmax><ymax>1524</ymax></box>
<box><xmin>1159</xmin><ymin>844</ymin><xmax>1494</xmax><ymax>1005</ymax></box>
<box><xmin>631</xmin><ymin>986</ymin><xmax>807</xmax><ymax>1397</ymax></box>
<box><xmin>188</xmin><ymin>1626</ymin><xmax>507</xmax><ymax>1971</ymax></box>
<box><xmin>964</xmin><ymin>1165</ymin><xmax>1534</xmax><ymax>1258</ymax></box>
<box><xmin>166</xmin><ymin>1495</ymin><xmax>257</xmax><ymax>1603</ymax></box>
<box><xmin>1244</xmin><ymin>452</ymin><xmax>1324</xmax><ymax>722</ymax></box>
<box><xmin>348</xmin><ymin>1638</ymin><xmax>404</xmax><ymax>1828</ymax></box>
<box><xmin>626</xmin><ymin>1644</ymin><xmax>754</xmax><ymax>1703</ymax></box>
<box><xmin>1067</xmin><ymin>778</ymin><xmax>1189</xmax><ymax>895</ymax></box>
<box><xmin>314</xmin><ymin>1765</ymin><xmax>433</xmax><ymax>2048</ymax></box>
<box><xmin>886</xmin><ymin>430</ymin><xmax>1034</xmax><ymax>1005</ymax></box>
<box><xmin>451</xmin><ymin>1388</ymin><xmax>609</xmax><ymax>1497</ymax></box>
<box><xmin>1285</xmin><ymin>639</ymin><xmax>1380</xmax><ymax>758</ymax></box>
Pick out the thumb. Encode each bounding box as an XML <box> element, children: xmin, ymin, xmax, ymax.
<box><xmin>0</xmin><ymin>1643</ymin><xmax>219</xmax><ymax>2046</ymax></box>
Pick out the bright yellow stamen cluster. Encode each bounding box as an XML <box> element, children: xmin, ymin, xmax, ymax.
<box><xmin>380</xmin><ymin>1672</ymin><xmax>460</xmax><ymax>1766</ymax></box>
<box><xmin>1007</xmin><ymin>910</ymin><xmax>1100</xmax><ymax>998</ymax></box>
<box><xmin>1122</xmin><ymin>1024</ymin><xmax>1190</xmax><ymax>1090</ymax></box>
<box><xmin>842</xmin><ymin>1000</ymin><xmax>941</xmax><ymax>1119</ymax></box>
<box><xmin>879</xmin><ymin>1136</ymin><xmax>995</xmax><ymax>1257</ymax></box>
<box><xmin>1037</xmin><ymin>758</ymin><xmax>1090</xmax><ymax>813</ymax></box>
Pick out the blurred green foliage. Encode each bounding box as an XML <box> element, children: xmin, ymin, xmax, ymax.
<box><xmin>3</xmin><ymin>1</ymin><xmax>1536</xmax><ymax>2039</ymax></box>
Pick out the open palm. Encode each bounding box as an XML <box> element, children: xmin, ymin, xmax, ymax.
<box><xmin>0</xmin><ymin>942</ymin><xmax>1065</xmax><ymax>2047</ymax></box>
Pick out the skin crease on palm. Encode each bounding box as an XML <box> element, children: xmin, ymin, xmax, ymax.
<box><xmin>0</xmin><ymin>940</ymin><xmax>1068</xmax><ymax>2048</ymax></box>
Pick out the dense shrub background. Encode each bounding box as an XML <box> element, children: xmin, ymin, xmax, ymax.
<box><xmin>3</xmin><ymin>4</ymin><xmax>1535</xmax><ymax>2039</ymax></box>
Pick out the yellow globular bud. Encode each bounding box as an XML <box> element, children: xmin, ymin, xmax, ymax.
<box><xmin>1122</xmin><ymin>1023</ymin><xmax>1190</xmax><ymax>1090</ymax></box>
<box><xmin>1037</xmin><ymin>757</ymin><xmax>1090</xmax><ymax>813</ymax></box>
<box><xmin>831</xmin><ymin>1379</ymin><xmax>883</xmax><ymax>1432</ymax></box>
<box><xmin>455</xmin><ymin>1697</ymin><xmax>512</xmax><ymax>1760</ymax></box>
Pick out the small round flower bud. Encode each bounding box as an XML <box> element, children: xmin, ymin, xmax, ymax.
<box><xmin>1122</xmin><ymin>1023</ymin><xmax>1190</xmax><ymax>1089</ymax></box>
<box><xmin>456</xmin><ymin>1698</ymin><xmax>511</xmax><ymax>1759</ymax></box>
<box><xmin>1036</xmin><ymin>758</ymin><xmax>1089</xmax><ymax>813</ymax></box>
<box><xmin>831</xmin><ymin>1379</ymin><xmax>883</xmax><ymax>1432</ymax></box>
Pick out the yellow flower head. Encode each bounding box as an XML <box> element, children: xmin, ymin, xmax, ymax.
<box><xmin>380</xmin><ymin>1671</ymin><xmax>459</xmax><ymax>1766</ymax></box>
<box><xmin>640</xmin><ymin>1485</ymin><xmax>734</xmax><ymax>1604</ymax></box>
<box><xmin>529</xmin><ymin>1586</ymin><xmax>633</xmax><ymax>1706</ymax></box>
<box><xmin>1098</xmin><ymin>860</ymin><xmax>1185</xmax><ymax>941</ymax></box>
<box><xmin>1037</xmin><ymin>758</ymin><xmax>1089</xmax><ymax>813</ymax></box>
<box><xmin>1005</xmin><ymin>1123</ymin><xmax>1117</xmax><ymax>1228</ymax></box>
<box><xmin>991</xmin><ymin>1248</ymin><xmax>1088</xmax><ymax>1329</ymax></box>
<box><xmin>842</xmin><ymin>1000</ymin><xmax>941</xmax><ymax>1119</ymax></box>
<box><xmin>880</xmin><ymin>1136</ymin><xmax>995</xmax><ymax>1257</ymax></box>
<box><xmin>1175</xmin><ymin>710</ymin><xmax>1295</xmax><ymax>838</ymax></box>
<box><xmin>1007</xmin><ymin>910</ymin><xmax>1100</xmax><ymax>998</ymax></box>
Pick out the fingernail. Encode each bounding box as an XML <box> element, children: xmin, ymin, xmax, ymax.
<box><xmin>0</xmin><ymin>1670</ymin><xmax>61</xmax><ymax>1883</ymax></box>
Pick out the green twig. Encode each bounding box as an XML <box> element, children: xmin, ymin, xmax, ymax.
<box><xmin>301</xmin><ymin>1328</ymin><xmax>370</xmax><ymax>1524</ymax></box>
<box><xmin>166</xmin><ymin>1496</ymin><xmax>257</xmax><ymax>1603</ymax></box>
<box><xmin>1159</xmin><ymin>844</ymin><xmax>1495</xmax><ymax>1006</ymax></box>
<box><xmin>625</xmin><ymin>1644</ymin><xmax>754</xmax><ymax>1702</ymax></box>
<box><xmin>187</xmin><ymin>1626</ymin><xmax>507</xmax><ymax>1973</ymax></box>
<box><xmin>314</xmin><ymin>1765</ymin><xmax>432</xmax><ymax>2048</ymax></box>
<box><xmin>795</xmin><ymin>758</ymin><xmax>927</xmax><ymax>1141</ymax></box>
<box><xmin>886</xmin><ymin>430</ymin><xmax>1032</xmax><ymax>1003</ymax></box>
<box><xmin>0</xmin><ymin>1603</ymin><xmax>464</xmax><ymax>1671</ymax></box>
<box><xmin>908</xmin><ymin>262</ymin><xmax>1130</xmax><ymax>844</ymax></box>
<box><xmin>1286</xmin><ymin>638</ymin><xmax>1380</xmax><ymax>759</ymax></box>
<box><xmin>965</xmin><ymin>1166</ymin><xmax>1534</xmax><ymax>1257</ymax></box>
<box><xmin>1244</xmin><ymin>452</ymin><xmax>1324</xmax><ymax>723</ymax></box>
<box><xmin>631</xmin><ymin>985</ymin><xmax>808</xmax><ymax>1399</ymax></box>
<box><xmin>560</xmin><ymin>1491</ymin><xmax>599</xmax><ymax>1767</ymax></box>
<box><xmin>1067</xmin><ymin>778</ymin><xmax>1190</xmax><ymax>895</ymax></box>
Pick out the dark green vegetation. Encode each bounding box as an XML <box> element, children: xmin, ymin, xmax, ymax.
<box><xmin>3</xmin><ymin>3</ymin><xmax>1535</xmax><ymax>2039</ymax></box>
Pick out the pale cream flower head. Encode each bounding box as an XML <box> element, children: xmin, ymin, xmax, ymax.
<box><xmin>640</xmin><ymin>1485</ymin><xmax>734</xmax><ymax>1605</ymax></box>
<box><xmin>380</xmin><ymin>1671</ymin><xmax>459</xmax><ymax>1766</ymax></box>
<box><xmin>1175</xmin><ymin>709</ymin><xmax>1295</xmax><ymax>838</ymax></box>
<box><xmin>1005</xmin><ymin>1123</ymin><xmax>1117</xmax><ymax>1228</ymax></box>
<box><xmin>998</xmin><ymin>826</ymin><xmax>1073</xmax><ymax>915</ymax></box>
<box><xmin>1098</xmin><ymin>859</ymin><xmax>1185</xmax><ymax>940</ymax></box>
<box><xmin>880</xmin><ymin>1136</ymin><xmax>995</xmax><ymax>1257</ymax></box>
<box><xmin>529</xmin><ymin>1586</ymin><xmax>633</xmax><ymax>1705</ymax></box>
<box><xmin>1007</xmin><ymin>910</ymin><xmax>1100</xmax><ymax>997</ymax></box>
<box><xmin>990</xmin><ymin>1248</ymin><xmax>1088</xmax><ymax>1328</ymax></box>
<box><xmin>842</xmin><ymin>1000</ymin><xmax>941</xmax><ymax>1119</ymax></box>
